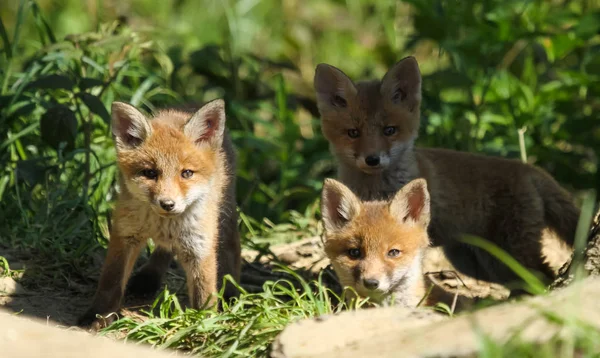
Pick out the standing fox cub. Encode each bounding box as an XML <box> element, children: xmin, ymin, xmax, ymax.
<box><xmin>315</xmin><ymin>57</ymin><xmax>579</xmax><ymax>286</ymax></box>
<box><xmin>78</xmin><ymin>100</ymin><xmax>241</xmax><ymax>329</ymax></box>
<box><xmin>322</xmin><ymin>178</ymin><xmax>469</xmax><ymax>310</ymax></box>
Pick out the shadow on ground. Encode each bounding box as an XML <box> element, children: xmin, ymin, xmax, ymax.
<box><xmin>0</xmin><ymin>237</ymin><xmax>341</xmax><ymax>327</ymax></box>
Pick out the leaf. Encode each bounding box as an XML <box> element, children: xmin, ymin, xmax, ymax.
<box><xmin>40</xmin><ymin>105</ymin><xmax>77</xmax><ymax>151</ymax></box>
<box><xmin>0</xmin><ymin>95</ymin><xmax>14</xmax><ymax>111</ymax></box>
<box><xmin>152</xmin><ymin>51</ymin><xmax>174</xmax><ymax>77</ymax></box>
<box><xmin>9</xmin><ymin>102</ymin><xmax>36</xmax><ymax>119</ymax></box>
<box><xmin>0</xmin><ymin>16</ymin><xmax>11</xmax><ymax>60</ymax></box>
<box><xmin>27</xmin><ymin>74</ymin><xmax>75</xmax><ymax>91</ymax></box>
<box><xmin>247</xmin><ymin>54</ymin><xmax>298</xmax><ymax>71</ymax></box>
<box><xmin>79</xmin><ymin>77</ymin><xmax>104</xmax><ymax>91</ymax></box>
<box><xmin>79</xmin><ymin>93</ymin><xmax>110</xmax><ymax>123</ymax></box>
<box><xmin>423</xmin><ymin>69</ymin><xmax>473</xmax><ymax>90</ymax></box>
<box><xmin>16</xmin><ymin>159</ymin><xmax>49</xmax><ymax>187</ymax></box>
<box><xmin>189</xmin><ymin>44</ymin><xmax>227</xmax><ymax>78</ymax></box>
<box><xmin>575</xmin><ymin>12</ymin><xmax>600</xmax><ymax>40</ymax></box>
<box><xmin>130</xmin><ymin>77</ymin><xmax>155</xmax><ymax>107</ymax></box>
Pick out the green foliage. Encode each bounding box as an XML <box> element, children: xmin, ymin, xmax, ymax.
<box><xmin>408</xmin><ymin>0</ymin><xmax>600</xmax><ymax>191</ymax></box>
<box><xmin>0</xmin><ymin>16</ymin><xmax>176</xmax><ymax>275</ymax></box>
<box><xmin>1</xmin><ymin>0</ymin><xmax>598</xmax><ymax>250</ymax></box>
<box><xmin>0</xmin><ymin>255</ymin><xmax>11</xmax><ymax>277</ymax></box>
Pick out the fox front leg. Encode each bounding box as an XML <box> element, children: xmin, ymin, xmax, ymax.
<box><xmin>178</xmin><ymin>245</ymin><xmax>219</xmax><ymax>310</ymax></box>
<box><xmin>78</xmin><ymin>234</ymin><xmax>144</xmax><ymax>330</ymax></box>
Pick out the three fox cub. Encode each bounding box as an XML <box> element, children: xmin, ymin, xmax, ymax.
<box><xmin>78</xmin><ymin>100</ymin><xmax>240</xmax><ymax>329</ymax></box>
<box><xmin>78</xmin><ymin>56</ymin><xmax>579</xmax><ymax>328</ymax></box>
<box><xmin>315</xmin><ymin>56</ymin><xmax>579</xmax><ymax>291</ymax></box>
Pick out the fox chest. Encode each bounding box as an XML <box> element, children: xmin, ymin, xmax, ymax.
<box><xmin>118</xmin><ymin>207</ymin><xmax>213</xmax><ymax>261</ymax></box>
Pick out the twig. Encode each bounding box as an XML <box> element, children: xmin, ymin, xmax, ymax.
<box><xmin>424</xmin><ymin>270</ymin><xmax>471</xmax><ymax>315</ymax></box>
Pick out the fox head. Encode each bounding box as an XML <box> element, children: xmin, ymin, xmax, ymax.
<box><xmin>314</xmin><ymin>57</ymin><xmax>421</xmax><ymax>174</ymax></box>
<box><xmin>321</xmin><ymin>178</ymin><xmax>430</xmax><ymax>303</ymax></box>
<box><xmin>111</xmin><ymin>99</ymin><xmax>227</xmax><ymax>217</ymax></box>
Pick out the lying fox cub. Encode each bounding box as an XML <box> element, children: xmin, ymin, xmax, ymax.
<box><xmin>321</xmin><ymin>178</ymin><xmax>469</xmax><ymax>310</ymax></box>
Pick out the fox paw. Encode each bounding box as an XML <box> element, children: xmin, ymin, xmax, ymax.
<box><xmin>127</xmin><ymin>270</ymin><xmax>162</xmax><ymax>297</ymax></box>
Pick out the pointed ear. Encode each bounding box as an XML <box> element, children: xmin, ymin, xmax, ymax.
<box><xmin>314</xmin><ymin>64</ymin><xmax>357</xmax><ymax>113</ymax></box>
<box><xmin>111</xmin><ymin>102</ymin><xmax>152</xmax><ymax>149</ymax></box>
<box><xmin>321</xmin><ymin>178</ymin><xmax>361</xmax><ymax>233</ymax></box>
<box><xmin>389</xmin><ymin>178</ymin><xmax>430</xmax><ymax>228</ymax></box>
<box><xmin>184</xmin><ymin>99</ymin><xmax>226</xmax><ymax>148</ymax></box>
<box><xmin>380</xmin><ymin>56</ymin><xmax>421</xmax><ymax>112</ymax></box>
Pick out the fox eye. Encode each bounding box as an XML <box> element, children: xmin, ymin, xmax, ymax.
<box><xmin>347</xmin><ymin>129</ymin><xmax>360</xmax><ymax>138</ymax></box>
<box><xmin>348</xmin><ymin>248</ymin><xmax>361</xmax><ymax>259</ymax></box>
<box><xmin>181</xmin><ymin>169</ymin><xmax>194</xmax><ymax>179</ymax></box>
<box><xmin>140</xmin><ymin>169</ymin><xmax>158</xmax><ymax>179</ymax></box>
<box><xmin>387</xmin><ymin>249</ymin><xmax>401</xmax><ymax>258</ymax></box>
<box><xmin>383</xmin><ymin>126</ymin><xmax>397</xmax><ymax>136</ymax></box>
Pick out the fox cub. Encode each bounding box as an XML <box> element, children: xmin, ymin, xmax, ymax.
<box><xmin>322</xmin><ymin>178</ymin><xmax>468</xmax><ymax>309</ymax></box>
<box><xmin>78</xmin><ymin>100</ymin><xmax>241</xmax><ymax>329</ymax></box>
<box><xmin>315</xmin><ymin>57</ymin><xmax>579</xmax><ymax>286</ymax></box>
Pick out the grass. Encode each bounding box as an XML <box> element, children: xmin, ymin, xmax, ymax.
<box><xmin>0</xmin><ymin>0</ymin><xmax>599</xmax><ymax>357</ymax></box>
<box><xmin>96</xmin><ymin>266</ymin><xmax>600</xmax><ymax>357</ymax></box>
<box><xmin>103</xmin><ymin>269</ymin><xmax>370</xmax><ymax>357</ymax></box>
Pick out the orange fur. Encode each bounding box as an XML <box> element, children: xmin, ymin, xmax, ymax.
<box><xmin>78</xmin><ymin>100</ymin><xmax>240</xmax><ymax>330</ymax></box>
<box><xmin>322</xmin><ymin>178</ymin><xmax>470</xmax><ymax>310</ymax></box>
<box><xmin>315</xmin><ymin>57</ymin><xmax>579</xmax><ymax>287</ymax></box>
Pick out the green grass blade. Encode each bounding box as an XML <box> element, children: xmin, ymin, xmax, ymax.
<box><xmin>460</xmin><ymin>235</ymin><xmax>546</xmax><ymax>295</ymax></box>
<box><xmin>0</xmin><ymin>16</ymin><xmax>12</xmax><ymax>60</ymax></box>
<box><xmin>569</xmin><ymin>190</ymin><xmax>597</xmax><ymax>278</ymax></box>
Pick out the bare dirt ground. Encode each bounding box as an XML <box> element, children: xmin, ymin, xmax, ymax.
<box><xmin>0</xmin><ymin>248</ymin><xmax>94</xmax><ymax>326</ymax></box>
<box><xmin>0</xmin><ymin>236</ymin><xmax>510</xmax><ymax>328</ymax></box>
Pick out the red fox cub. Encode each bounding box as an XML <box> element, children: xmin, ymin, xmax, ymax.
<box><xmin>78</xmin><ymin>100</ymin><xmax>241</xmax><ymax>330</ymax></box>
<box><xmin>321</xmin><ymin>178</ymin><xmax>468</xmax><ymax>309</ymax></box>
<box><xmin>314</xmin><ymin>57</ymin><xmax>579</xmax><ymax>286</ymax></box>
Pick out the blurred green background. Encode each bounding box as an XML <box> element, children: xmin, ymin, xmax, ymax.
<box><xmin>0</xmin><ymin>0</ymin><xmax>599</xmax><ymax>275</ymax></box>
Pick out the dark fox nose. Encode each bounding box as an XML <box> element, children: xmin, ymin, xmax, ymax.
<box><xmin>365</xmin><ymin>155</ymin><xmax>380</xmax><ymax>167</ymax></box>
<box><xmin>363</xmin><ymin>278</ymin><xmax>380</xmax><ymax>290</ymax></box>
<box><xmin>159</xmin><ymin>200</ymin><xmax>175</xmax><ymax>211</ymax></box>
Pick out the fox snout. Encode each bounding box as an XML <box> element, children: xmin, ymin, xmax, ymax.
<box><xmin>362</xmin><ymin>278</ymin><xmax>380</xmax><ymax>290</ymax></box>
<box><xmin>158</xmin><ymin>199</ymin><xmax>176</xmax><ymax>212</ymax></box>
<box><xmin>364</xmin><ymin>155</ymin><xmax>380</xmax><ymax>167</ymax></box>
<box><xmin>356</xmin><ymin>153</ymin><xmax>390</xmax><ymax>172</ymax></box>
<box><xmin>153</xmin><ymin>194</ymin><xmax>184</xmax><ymax>216</ymax></box>
<box><xmin>357</xmin><ymin>269</ymin><xmax>390</xmax><ymax>293</ymax></box>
